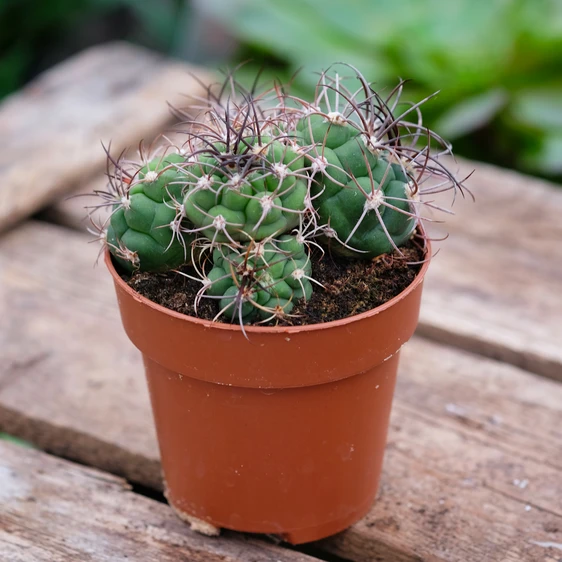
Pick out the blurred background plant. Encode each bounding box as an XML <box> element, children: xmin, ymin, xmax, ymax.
<box><xmin>2</xmin><ymin>0</ymin><xmax>561</xmax><ymax>179</ymax></box>
<box><xmin>0</xmin><ymin>0</ymin><xmax>190</xmax><ymax>98</ymax></box>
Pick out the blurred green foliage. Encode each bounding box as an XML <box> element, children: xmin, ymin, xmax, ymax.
<box><xmin>0</xmin><ymin>0</ymin><xmax>188</xmax><ymax>98</ymax></box>
<box><xmin>0</xmin><ymin>432</ymin><xmax>35</xmax><ymax>448</ymax></box>
<box><xmin>2</xmin><ymin>0</ymin><xmax>560</xmax><ymax>177</ymax></box>
<box><xmin>200</xmin><ymin>0</ymin><xmax>562</xmax><ymax>178</ymax></box>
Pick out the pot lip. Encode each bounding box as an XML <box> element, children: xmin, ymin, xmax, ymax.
<box><xmin>105</xmin><ymin>237</ymin><xmax>431</xmax><ymax>334</ymax></box>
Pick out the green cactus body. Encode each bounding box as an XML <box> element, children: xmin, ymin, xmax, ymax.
<box><xmin>205</xmin><ymin>235</ymin><xmax>313</xmax><ymax>322</ymax></box>
<box><xmin>107</xmin><ymin>153</ymin><xmax>191</xmax><ymax>272</ymax></box>
<box><xmin>182</xmin><ymin>139</ymin><xmax>307</xmax><ymax>243</ymax></box>
<box><xmin>138</xmin><ymin>153</ymin><xmax>186</xmax><ymax>202</ymax></box>
<box><xmin>297</xmin><ymin>115</ymin><xmax>416</xmax><ymax>258</ymax></box>
<box><xmin>299</xmin><ymin>113</ymin><xmax>357</xmax><ymax>150</ymax></box>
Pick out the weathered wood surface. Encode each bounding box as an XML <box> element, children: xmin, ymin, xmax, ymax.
<box><xmin>0</xmin><ymin>42</ymin><xmax>210</xmax><ymax>233</ymax></box>
<box><xmin>0</xmin><ymin>223</ymin><xmax>159</xmax><ymax>488</ymax></box>
<box><xmin>324</xmin><ymin>345</ymin><xmax>562</xmax><ymax>562</ymax></box>
<box><xmin>1</xmin><ymin>221</ymin><xmax>561</xmax><ymax>562</ymax></box>
<box><xmin>0</xmin><ymin>442</ymin><xmax>318</xmax><ymax>562</ymax></box>
<box><xmin>420</xmin><ymin>158</ymin><xmax>562</xmax><ymax>381</ymax></box>
<box><xmin>44</xmin><ymin>130</ymin><xmax>186</xmax><ymax>231</ymax></box>
<box><xmin>44</xmin><ymin>172</ymin><xmax>116</xmax><ymax>231</ymax></box>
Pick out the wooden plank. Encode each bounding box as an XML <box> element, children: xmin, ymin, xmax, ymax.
<box><xmin>420</xmin><ymin>158</ymin><xmax>562</xmax><ymax>381</ymax></box>
<box><xmin>1</xmin><ymin>221</ymin><xmax>561</xmax><ymax>561</ymax></box>
<box><xmin>0</xmin><ymin>42</ymin><xmax>210</xmax><ymax>233</ymax></box>
<box><xmin>44</xmin><ymin>131</ymin><xmax>187</xmax><ymax>231</ymax></box>
<box><xmin>0</xmin><ymin>223</ymin><xmax>160</xmax><ymax>488</ymax></box>
<box><xmin>0</xmin><ymin>441</ymin><xmax>318</xmax><ymax>562</ymax></box>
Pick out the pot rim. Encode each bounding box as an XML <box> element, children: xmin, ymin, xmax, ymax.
<box><xmin>105</xmin><ymin>237</ymin><xmax>431</xmax><ymax>335</ymax></box>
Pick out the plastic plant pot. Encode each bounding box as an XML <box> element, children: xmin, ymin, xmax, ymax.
<box><xmin>106</xmin><ymin>240</ymin><xmax>430</xmax><ymax>544</ymax></box>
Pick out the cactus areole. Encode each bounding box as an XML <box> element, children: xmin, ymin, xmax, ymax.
<box><xmin>95</xmin><ymin>65</ymin><xmax>469</xmax><ymax>544</ymax></box>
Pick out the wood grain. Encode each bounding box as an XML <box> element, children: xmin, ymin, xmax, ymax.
<box><xmin>0</xmin><ymin>441</ymin><xmax>317</xmax><ymax>562</ymax></box>
<box><xmin>1</xmin><ymin>221</ymin><xmax>561</xmax><ymax>561</ymax></box>
<box><xmin>420</xmin><ymin>158</ymin><xmax>562</xmax><ymax>381</ymax></box>
<box><xmin>0</xmin><ymin>222</ymin><xmax>160</xmax><ymax>488</ymax></box>
<box><xmin>0</xmin><ymin>42</ymin><xmax>210</xmax><ymax>233</ymax></box>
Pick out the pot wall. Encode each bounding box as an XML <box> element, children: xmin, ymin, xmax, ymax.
<box><xmin>145</xmin><ymin>353</ymin><xmax>399</xmax><ymax>543</ymax></box>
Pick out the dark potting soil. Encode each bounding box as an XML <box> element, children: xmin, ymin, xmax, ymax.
<box><xmin>125</xmin><ymin>238</ymin><xmax>425</xmax><ymax>326</ymax></box>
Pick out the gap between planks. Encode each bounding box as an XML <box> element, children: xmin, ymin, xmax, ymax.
<box><xmin>1</xmin><ymin>221</ymin><xmax>561</xmax><ymax>562</ymax></box>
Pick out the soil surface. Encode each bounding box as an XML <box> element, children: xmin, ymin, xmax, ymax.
<box><xmin>125</xmin><ymin>238</ymin><xmax>425</xmax><ymax>326</ymax></box>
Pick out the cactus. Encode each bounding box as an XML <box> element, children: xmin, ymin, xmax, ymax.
<box><xmin>92</xmin><ymin>66</ymin><xmax>468</xmax><ymax>326</ymax></box>
<box><xmin>101</xmin><ymin>148</ymin><xmax>193</xmax><ymax>272</ymax></box>
<box><xmin>182</xmin><ymin>136</ymin><xmax>308</xmax><ymax>244</ymax></box>
<box><xmin>302</xmin><ymin>137</ymin><xmax>417</xmax><ymax>258</ymax></box>
<box><xmin>292</xmin><ymin>66</ymin><xmax>464</xmax><ymax>258</ymax></box>
<box><xmin>203</xmin><ymin>235</ymin><xmax>313</xmax><ymax>324</ymax></box>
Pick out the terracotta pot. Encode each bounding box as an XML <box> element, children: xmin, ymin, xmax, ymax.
<box><xmin>106</xmin><ymin>243</ymin><xmax>430</xmax><ymax>544</ymax></box>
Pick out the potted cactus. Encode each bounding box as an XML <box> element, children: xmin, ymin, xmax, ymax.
<box><xmin>91</xmin><ymin>65</ymin><xmax>468</xmax><ymax>544</ymax></box>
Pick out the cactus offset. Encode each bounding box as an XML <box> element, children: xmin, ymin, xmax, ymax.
<box><xmin>204</xmin><ymin>235</ymin><xmax>313</xmax><ymax>324</ymax></box>
<box><xmin>95</xmin><ymin>146</ymin><xmax>193</xmax><ymax>272</ymax></box>
<box><xmin>181</xmin><ymin>136</ymin><xmax>308</xmax><ymax>244</ymax></box>
<box><xmin>293</xmin><ymin>65</ymin><xmax>465</xmax><ymax>258</ymax></box>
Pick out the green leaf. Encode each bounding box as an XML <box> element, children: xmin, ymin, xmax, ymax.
<box><xmin>434</xmin><ymin>89</ymin><xmax>508</xmax><ymax>138</ymax></box>
<box><xmin>515</xmin><ymin>0</ymin><xmax>562</xmax><ymax>53</ymax></box>
<box><xmin>521</xmin><ymin>133</ymin><xmax>562</xmax><ymax>175</ymax></box>
<box><xmin>508</xmin><ymin>85</ymin><xmax>562</xmax><ymax>131</ymax></box>
<box><xmin>0</xmin><ymin>433</ymin><xmax>35</xmax><ymax>448</ymax></box>
<box><xmin>199</xmin><ymin>0</ymin><xmax>391</xmax><ymax>82</ymax></box>
<box><xmin>0</xmin><ymin>44</ymin><xmax>31</xmax><ymax>98</ymax></box>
